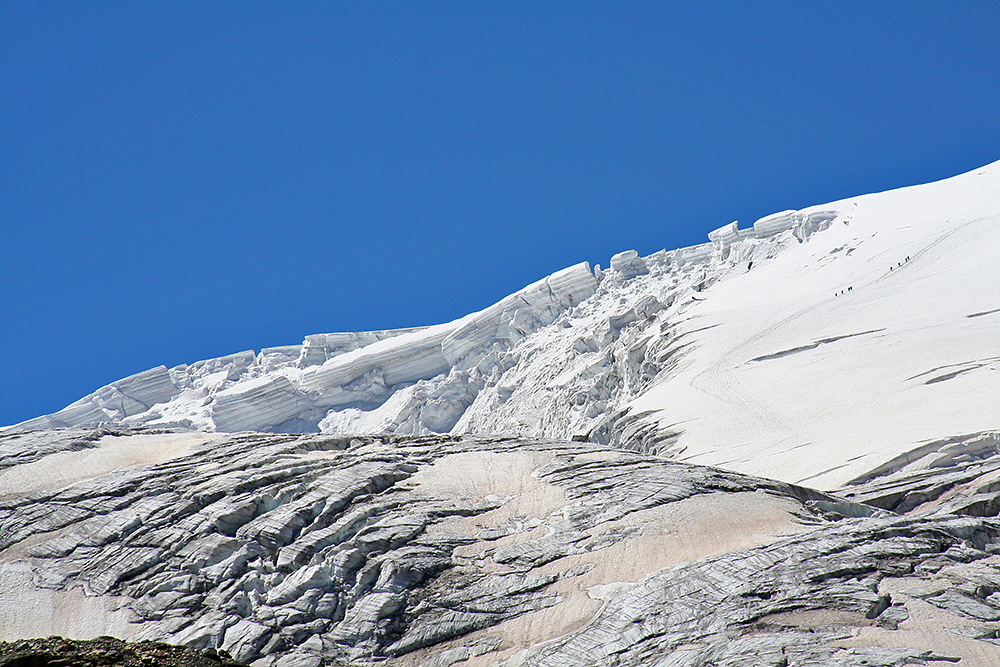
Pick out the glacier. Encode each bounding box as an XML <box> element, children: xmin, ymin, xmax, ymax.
<box><xmin>4</xmin><ymin>160</ymin><xmax>1000</xmax><ymax>667</ymax></box>
<box><xmin>5</xmin><ymin>428</ymin><xmax>1000</xmax><ymax>667</ymax></box>
<box><xmin>9</xmin><ymin>160</ymin><xmax>1000</xmax><ymax>491</ymax></box>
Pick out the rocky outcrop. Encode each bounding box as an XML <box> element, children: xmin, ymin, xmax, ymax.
<box><xmin>0</xmin><ymin>636</ymin><xmax>248</xmax><ymax>667</ymax></box>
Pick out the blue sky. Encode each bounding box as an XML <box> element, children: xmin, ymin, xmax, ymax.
<box><xmin>2</xmin><ymin>1</ymin><xmax>1000</xmax><ymax>427</ymax></box>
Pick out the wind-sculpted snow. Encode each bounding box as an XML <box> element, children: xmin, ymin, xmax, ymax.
<box><xmin>7</xmin><ymin>161</ymin><xmax>1000</xmax><ymax>493</ymax></box>
<box><xmin>7</xmin><ymin>429</ymin><xmax>1000</xmax><ymax>666</ymax></box>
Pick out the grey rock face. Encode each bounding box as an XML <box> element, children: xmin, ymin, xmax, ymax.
<box><xmin>4</xmin><ymin>428</ymin><xmax>1000</xmax><ymax>666</ymax></box>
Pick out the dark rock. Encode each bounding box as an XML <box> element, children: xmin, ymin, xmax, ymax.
<box><xmin>0</xmin><ymin>636</ymin><xmax>247</xmax><ymax>667</ymax></box>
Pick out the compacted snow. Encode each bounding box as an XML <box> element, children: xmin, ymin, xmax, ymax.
<box><xmin>621</xmin><ymin>163</ymin><xmax>1000</xmax><ymax>488</ymax></box>
<box><xmin>8</xmin><ymin>160</ymin><xmax>1000</xmax><ymax>490</ymax></box>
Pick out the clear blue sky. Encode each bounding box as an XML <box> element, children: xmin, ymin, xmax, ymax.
<box><xmin>3</xmin><ymin>1</ymin><xmax>999</xmax><ymax>427</ymax></box>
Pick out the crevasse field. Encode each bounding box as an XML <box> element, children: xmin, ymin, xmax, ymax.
<box><xmin>3</xmin><ymin>162</ymin><xmax>1000</xmax><ymax>667</ymax></box>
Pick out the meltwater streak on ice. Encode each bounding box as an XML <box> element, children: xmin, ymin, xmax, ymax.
<box><xmin>7</xmin><ymin>160</ymin><xmax>1000</xmax><ymax>490</ymax></box>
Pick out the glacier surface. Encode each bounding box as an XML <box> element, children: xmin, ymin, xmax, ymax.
<box><xmin>5</xmin><ymin>161</ymin><xmax>1000</xmax><ymax>666</ymax></box>
<box><xmin>7</xmin><ymin>161</ymin><xmax>1000</xmax><ymax>491</ymax></box>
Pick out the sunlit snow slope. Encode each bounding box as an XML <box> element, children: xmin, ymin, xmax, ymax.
<box><xmin>621</xmin><ymin>162</ymin><xmax>1000</xmax><ymax>489</ymax></box>
<box><xmin>9</xmin><ymin>160</ymin><xmax>1000</xmax><ymax>490</ymax></box>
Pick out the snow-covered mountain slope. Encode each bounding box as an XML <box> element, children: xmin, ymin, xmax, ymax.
<box><xmin>615</xmin><ymin>162</ymin><xmax>1000</xmax><ymax>489</ymax></box>
<box><xmin>9</xmin><ymin>160</ymin><xmax>1000</xmax><ymax>490</ymax></box>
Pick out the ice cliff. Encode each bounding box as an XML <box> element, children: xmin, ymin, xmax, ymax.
<box><xmin>8</xmin><ymin>160</ymin><xmax>1000</xmax><ymax>491</ymax></box>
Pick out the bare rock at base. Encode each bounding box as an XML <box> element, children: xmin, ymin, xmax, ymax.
<box><xmin>0</xmin><ymin>636</ymin><xmax>248</xmax><ymax>667</ymax></box>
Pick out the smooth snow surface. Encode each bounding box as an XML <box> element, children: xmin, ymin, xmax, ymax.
<box><xmin>7</xmin><ymin>161</ymin><xmax>1000</xmax><ymax>490</ymax></box>
<box><xmin>625</xmin><ymin>163</ymin><xmax>1000</xmax><ymax>488</ymax></box>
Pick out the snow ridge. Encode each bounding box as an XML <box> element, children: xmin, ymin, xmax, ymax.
<box><xmin>8</xmin><ymin>160</ymin><xmax>1000</xmax><ymax>490</ymax></box>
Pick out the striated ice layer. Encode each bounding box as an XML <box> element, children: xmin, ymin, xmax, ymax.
<box><xmin>707</xmin><ymin>220</ymin><xmax>739</xmax><ymax>249</ymax></box>
<box><xmin>14</xmin><ymin>366</ymin><xmax>180</xmax><ymax>431</ymax></box>
<box><xmin>440</xmin><ymin>261</ymin><xmax>597</xmax><ymax>364</ymax></box>
<box><xmin>5</xmin><ymin>261</ymin><xmax>597</xmax><ymax>438</ymax></box>
<box><xmin>298</xmin><ymin>328</ymin><xmax>426</xmax><ymax>367</ymax></box>
<box><xmin>298</xmin><ymin>322</ymin><xmax>458</xmax><ymax>406</ymax></box>
<box><xmin>210</xmin><ymin>376</ymin><xmax>309</xmax><ymax>432</ymax></box>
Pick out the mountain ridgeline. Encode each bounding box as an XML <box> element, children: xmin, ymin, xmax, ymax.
<box><xmin>3</xmin><ymin>161</ymin><xmax>1000</xmax><ymax>666</ymax></box>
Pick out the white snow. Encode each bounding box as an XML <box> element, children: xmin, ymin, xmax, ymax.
<box><xmin>7</xmin><ymin>160</ymin><xmax>1000</xmax><ymax>490</ymax></box>
<box><xmin>624</xmin><ymin>164</ymin><xmax>1000</xmax><ymax>488</ymax></box>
